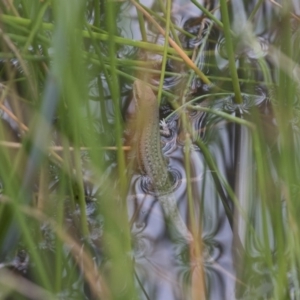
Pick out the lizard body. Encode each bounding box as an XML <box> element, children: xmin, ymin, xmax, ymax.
<box><xmin>133</xmin><ymin>80</ymin><xmax>193</xmax><ymax>242</ymax></box>
<box><xmin>133</xmin><ymin>79</ymin><xmax>169</xmax><ymax>191</ymax></box>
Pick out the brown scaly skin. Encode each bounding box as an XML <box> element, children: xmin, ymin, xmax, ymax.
<box><xmin>133</xmin><ymin>79</ymin><xmax>169</xmax><ymax>191</ymax></box>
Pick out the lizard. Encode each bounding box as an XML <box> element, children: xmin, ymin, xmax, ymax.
<box><xmin>132</xmin><ymin>79</ymin><xmax>193</xmax><ymax>242</ymax></box>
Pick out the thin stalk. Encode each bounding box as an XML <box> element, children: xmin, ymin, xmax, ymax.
<box><xmin>85</xmin><ymin>22</ymin><xmax>112</xmax><ymax>96</ymax></box>
<box><xmin>54</xmin><ymin>182</ymin><xmax>65</xmax><ymax>293</ymax></box>
<box><xmin>184</xmin><ymin>133</ymin><xmax>206</xmax><ymax>299</ymax></box>
<box><xmin>157</xmin><ymin>0</ymin><xmax>171</xmax><ymax>104</ymax></box>
<box><xmin>157</xmin><ymin>0</ymin><xmax>182</xmax><ymax>46</ymax></box>
<box><xmin>131</xmin><ymin>0</ymin><xmax>211</xmax><ymax>84</ymax></box>
<box><xmin>190</xmin><ymin>0</ymin><xmax>224</xmax><ymax>29</ymax></box>
<box><xmin>105</xmin><ymin>5</ymin><xmax>127</xmax><ymax>195</ymax></box>
<box><xmin>248</xmin><ymin>0</ymin><xmax>264</xmax><ymax>22</ymax></box>
<box><xmin>139</xmin><ymin>3</ymin><xmax>195</xmax><ymax>38</ymax></box>
<box><xmin>0</xmin><ymin>196</ymin><xmax>109</xmax><ymax>298</ymax></box>
<box><xmin>0</xmin><ymin>14</ymin><xmax>182</xmax><ymax>55</ymax></box>
<box><xmin>181</xmin><ymin>20</ymin><xmax>214</xmax><ymax>106</ymax></box>
<box><xmin>135</xmin><ymin>0</ymin><xmax>147</xmax><ymax>41</ymax></box>
<box><xmin>73</xmin><ymin>147</ymin><xmax>90</xmax><ymax>238</ymax></box>
<box><xmin>93</xmin><ymin>0</ymin><xmax>101</xmax><ymax>27</ymax></box>
<box><xmin>23</xmin><ymin>0</ymin><xmax>50</xmax><ymax>52</ymax></box>
<box><xmin>219</xmin><ymin>0</ymin><xmax>242</xmax><ymax>104</ymax></box>
<box><xmin>274</xmin><ymin>2</ymin><xmax>293</xmax><ymax>297</ymax></box>
<box><xmin>104</xmin><ymin>2</ymin><xmax>135</xmax><ymax>298</ymax></box>
<box><xmin>0</xmin><ymin>52</ymin><xmax>47</xmax><ymax>61</ymax></box>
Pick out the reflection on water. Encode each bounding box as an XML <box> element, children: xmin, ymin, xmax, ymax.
<box><xmin>128</xmin><ymin>99</ymin><xmax>239</xmax><ymax>298</ymax></box>
<box><xmin>120</xmin><ymin>0</ymin><xmax>291</xmax><ymax>299</ymax></box>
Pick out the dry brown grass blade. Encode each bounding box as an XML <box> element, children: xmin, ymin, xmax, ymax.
<box><xmin>0</xmin><ymin>141</ymin><xmax>131</xmax><ymax>151</ymax></box>
<box><xmin>0</xmin><ymin>195</ymin><xmax>111</xmax><ymax>299</ymax></box>
<box><xmin>0</xmin><ymin>103</ymin><xmax>29</xmax><ymax>132</ymax></box>
<box><xmin>130</xmin><ymin>0</ymin><xmax>211</xmax><ymax>85</ymax></box>
<box><xmin>1</xmin><ymin>0</ymin><xmax>20</xmax><ymax>17</ymax></box>
<box><xmin>0</xmin><ymin>100</ymin><xmax>65</xmax><ymax>164</ymax></box>
<box><xmin>0</xmin><ymin>28</ymin><xmax>37</xmax><ymax>99</ymax></box>
<box><xmin>268</xmin><ymin>0</ymin><xmax>300</xmax><ymax>22</ymax></box>
<box><xmin>0</xmin><ymin>269</ymin><xmax>55</xmax><ymax>300</ymax></box>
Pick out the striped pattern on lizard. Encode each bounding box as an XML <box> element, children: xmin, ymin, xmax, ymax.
<box><xmin>133</xmin><ymin>79</ymin><xmax>193</xmax><ymax>242</ymax></box>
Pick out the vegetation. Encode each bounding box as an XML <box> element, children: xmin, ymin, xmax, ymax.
<box><xmin>0</xmin><ymin>0</ymin><xmax>299</xmax><ymax>299</ymax></box>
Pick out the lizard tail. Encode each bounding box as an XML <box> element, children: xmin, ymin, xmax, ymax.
<box><xmin>159</xmin><ymin>194</ymin><xmax>193</xmax><ymax>243</ymax></box>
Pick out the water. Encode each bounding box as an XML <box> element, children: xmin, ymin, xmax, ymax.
<box><xmin>119</xmin><ymin>1</ymin><xmax>291</xmax><ymax>299</ymax></box>
<box><xmin>127</xmin><ymin>96</ymin><xmax>238</xmax><ymax>297</ymax></box>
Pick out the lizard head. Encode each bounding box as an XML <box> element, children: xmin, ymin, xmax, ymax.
<box><xmin>133</xmin><ymin>80</ymin><xmax>157</xmax><ymax>110</ymax></box>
